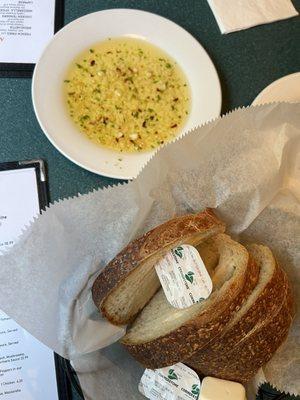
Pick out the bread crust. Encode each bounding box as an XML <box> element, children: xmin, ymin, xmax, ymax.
<box><xmin>121</xmin><ymin>257</ymin><xmax>259</xmax><ymax>368</ymax></box>
<box><xmin>188</xmin><ymin>273</ymin><xmax>294</xmax><ymax>383</ymax></box>
<box><xmin>92</xmin><ymin>209</ymin><xmax>225</xmax><ymax>325</ymax></box>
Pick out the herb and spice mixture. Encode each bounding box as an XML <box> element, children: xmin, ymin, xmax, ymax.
<box><xmin>64</xmin><ymin>37</ymin><xmax>190</xmax><ymax>152</ymax></box>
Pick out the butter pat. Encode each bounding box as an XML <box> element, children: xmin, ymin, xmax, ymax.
<box><xmin>200</xmin><ymin>377</ymin><xmax>246</xmax><ymax>400</ymax></box>
<box><xmin>139</xmin><ymin>363</ymin><xmax>201</xmax><ymax>400</ymax></box>
<box><xmin>155</xmin><ymin>245</ymin><xmax>212</xmax><ymax>309</ymax></box>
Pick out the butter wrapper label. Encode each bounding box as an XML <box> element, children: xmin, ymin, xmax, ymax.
<box><xmin>139</xmin><ymin>363</ymin><xmax>200</xmax><ymax>400</ymax></box>
<box><xmin>155</xmin><ymin>245</ymin><xmax>212</xmax><ymax>309</ymax></box>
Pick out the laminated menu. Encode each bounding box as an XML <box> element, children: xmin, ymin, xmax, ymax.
<box><xmin>0</xmin><ymin>166</ymin><xmax>59</xmax><ymax>399</ymax></box>
<box><xmin>0</xmin><ymin>0</ymin><xmax>63</xmax><ymax>77</ymax></box>
<box><xmin>0</xmin><ymin>1</ymin><xmax>56</xmax><ymax>64</ymax></box>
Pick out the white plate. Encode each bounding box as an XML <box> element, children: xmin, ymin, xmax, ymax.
<box><xmin>252</xmin><ymin>72</ymin><xmax>300</xmax><ymax>106</ymax></box>
<box><xmin>32</xmin><ymin>9</ymin><xmax>221</xmax><ymax>179</ymax></box>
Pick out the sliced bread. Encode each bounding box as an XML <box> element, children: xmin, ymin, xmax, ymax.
<box><xmin>187</xmin><ymin>244</ymin><xmax>286</xmax><ymax>364</ymax></box>
<box><xmin>92</xmin><ymin>211</ymin><xmax>294</xmax><ymax>383</ymax></box>
<box><xmin>121</xmin><ymin>234</ymin><xmax>259</xmax><ymax>368</ymax></box>
<box><xmin>92</xmin><ymin>209</ymin><xmax>225</xmax><ymax>326</ymax></box>
<box><xmin>188</xmin><ymin>272</ymin><xmax>294</xmax><ymax>383</ymax></box>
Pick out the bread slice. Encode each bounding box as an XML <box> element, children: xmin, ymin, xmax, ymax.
<box><xmin>92</xmin><ymin>209</ymin><xmax>225</xmax><ymax>326</ymax></box>
<box><xmin>187</xmin><ymin>244</ymin><xmax>285</xmax><ymax>364</ymax></box>
<box><xmin>186</xmin><ymin>245</ymin><xmax>294</xmax><ymax>383</ymax></box>
<box><xmin>121</xmin><ymin>235</ymin><xmax>259</xmax><ymax>368</ymax></box>
<box><xmin>189</xmin><ymin>272</ymin><xmax>294</xmax><ymax>383</ymax></box>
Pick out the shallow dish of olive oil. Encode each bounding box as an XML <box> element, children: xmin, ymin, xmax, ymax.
<box><xmin>64</xmin><ymin>37</ymin><xmax>190</xmax><ymax>153</ymax></box>
<box><xmin>32</xmin><ymin>9</ymin><xmax>221</xmax><ymax>178</ymax></box>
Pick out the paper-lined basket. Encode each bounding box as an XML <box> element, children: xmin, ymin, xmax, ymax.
<box><xmin>0</xmin><ymin>103</ymin><xmax>299</xmax><ymax>399</ymax></box>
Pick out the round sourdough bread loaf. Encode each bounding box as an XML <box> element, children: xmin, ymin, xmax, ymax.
<box><xmin>121</xmin><ymin>234</ymin><xmax>259</xmax><ymax>368</ymax></box>
<box><xmin>92</xmin><ymin>209</ymin><xmax>225</xmax><ymax>326</ymax></box>
<box><xmin>92</xmin><ymin>209</ymin><xmax>294</xmax><ymax>382</ymax></box>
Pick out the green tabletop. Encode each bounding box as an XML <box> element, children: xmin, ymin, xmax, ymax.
<box><xmin>0</xmin><ymin>1</ymin><xmax>299</xmax><ymax>399</ymax></box>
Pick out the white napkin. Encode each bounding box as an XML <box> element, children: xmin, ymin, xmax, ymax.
<box><xmin>207</xmin><ymin>0</ymin><xmax>299</xmax><ymax>34</ymax></box>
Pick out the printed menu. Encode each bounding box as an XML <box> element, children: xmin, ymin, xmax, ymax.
<box><xmin>0</xmin><ymin>0</ymin><xmax>56</xmax><ymax>63</ymax></box>
<box><xmin>0</xmin><ymin>167</ymin><xmax>59</xmax><ymax>399</ymax></box>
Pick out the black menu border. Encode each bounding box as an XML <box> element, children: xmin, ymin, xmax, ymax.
<box><xmin>0</xmin><ymin>0</ymin><xmax>65</xmax><ymax>78</ymax></box>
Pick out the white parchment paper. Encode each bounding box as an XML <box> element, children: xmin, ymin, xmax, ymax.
<box><xmin>207</xmin><ymin>0</ymin><xmax>298</xmax><ymax>34</ymax></box>
<box><xmin>0</xmin><ymin>103</ymin><xmax>299</xmax><ymax>399</ymax></box>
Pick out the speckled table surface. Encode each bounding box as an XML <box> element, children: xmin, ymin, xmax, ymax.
<box><xmin>0</xmin><ymin>1</ymin><xmax>299</xmax><ymax>399</ymax></box>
